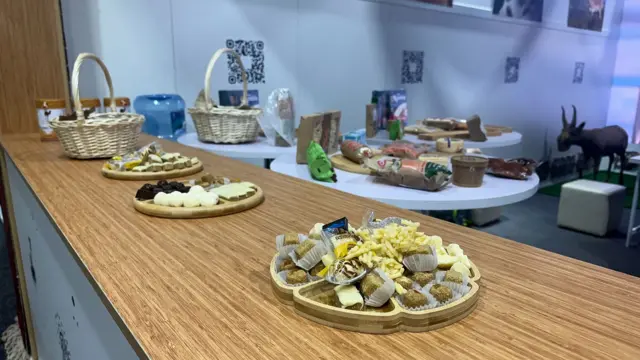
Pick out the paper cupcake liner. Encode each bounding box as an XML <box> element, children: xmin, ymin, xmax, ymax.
<box><xmin>274</xmin><ymin>255</ymin><xmax>297</xmax><ymax>273</ymax></box>
<box><xmin>423</xmin><ymin>283</ymin><xmax>463</xmax><ymax>307</ymax></box>
<box><xmin>394</xmin><ymin>292</ymin><xmax>438</xmax><ymax>311</ymax></box>
<box><xmin>276</xmin><ymin>233</ymin><xmax>307</xmax><ymax>257</ymax></box>
<box><xmin>289</xmin><ymin>240</ymin><xmax>328</xmax><ymax>271</ymax></box>
<box><xmin>434</xmin><ymin>271</ymin><xmax>447</xmax><ymax>282</ymax></box>
<box><xmin>403</xmin><ymin>249</ymin><xmax>438</xmax><ymax>272</ymax></box>
<box><xmin>436</xmin><ymin>271</ymin><xmax>470</xmax><ymax>295</ymax></box>
<box><xmin>277</xmin><ymin>270</ymin><xmax>311</xmax><ymax>287</ymax></box>
<box><xmin>364</xmin><ymin>269</ymin><xmax>395</xmax><ymax>307</ymax></box>
<box><xmin>439</xmin><ymin>281</ymin><xmax>469</xmax><ymax>295</ymax></box>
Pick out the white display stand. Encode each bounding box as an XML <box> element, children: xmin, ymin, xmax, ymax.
<box><xmin>366</xmin><ymin>131</ymin><xmax>522</xmax><ymax>149</ymax></box>
<box><xmin>626</xmin><ymin>155</ymin><xmax>640</xmax><ymax>247</ymax></box>
<box><xmin>271</xmin><ymin>153</ymin><xmax>539</xmax><ymax>210</ymax></box>
<box><xmin>178</xmin><ymin>132</ymin><xmax>295</xmax><ymax>168</ymax></box>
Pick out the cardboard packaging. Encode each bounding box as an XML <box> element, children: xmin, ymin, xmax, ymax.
<box><xmin>296</xmin><ymin>111</ymin><xmax>341</xmax><ymax>164</ymax></box>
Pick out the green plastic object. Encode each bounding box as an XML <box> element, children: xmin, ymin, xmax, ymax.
<box><xmin>389</xmin><ymin>119</ymin><xmax>404</xmax><ymax>140</ymax></box>
<box><xmin>307</xmin><ymin>141</ymin><xmax>337</xmax><ymax>183</ymax></box>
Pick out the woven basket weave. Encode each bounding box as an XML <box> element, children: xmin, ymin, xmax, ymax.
<box><xmin>188</xmin><ymin>48</ymin><xmax>262</xmax><ymax>144</ymax></box>
<box><xmin>49</xmin><ymin>53</ymin><xmax>144</xmax><ymax>159</ymax></box>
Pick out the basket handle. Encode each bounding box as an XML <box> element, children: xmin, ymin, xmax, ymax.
<box><xmin>71</xmin><ymin>53</ymin><xmax>116</xmax><ymax>119</ymax></box>
<box><xmin>203</xmin><ymin>48</ymin><xmax>249</xmax><ymax>110</ymax></box>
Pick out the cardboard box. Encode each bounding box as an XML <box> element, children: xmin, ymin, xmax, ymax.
<box><xmin>296</xmin><ymin>111</ymin><xmax>341</xmax><ymax>164</ymax></box>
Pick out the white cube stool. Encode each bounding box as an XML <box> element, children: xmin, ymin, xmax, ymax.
<box><xmin>557</xmin><ymin>179</ymin><xmax>625</xmax><ymax>236</ymax></box>
<box><xmin>471</xmin><ymin>207</ymin><xmax>501</xmax><ymax>226</ymax></box>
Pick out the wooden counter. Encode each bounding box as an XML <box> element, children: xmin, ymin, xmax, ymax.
<box><xmin>2</xmin><ymin>134</ymin><xmax>640</xmax><ymax>359</ymax></box>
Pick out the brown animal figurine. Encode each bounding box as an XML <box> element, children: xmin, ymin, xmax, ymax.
<box><xmin>557</xmin><ymin>105</ymin><xmax>628</xmax><ymax>184</ymax></box>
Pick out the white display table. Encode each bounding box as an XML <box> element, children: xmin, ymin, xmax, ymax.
<box><xmin>177</xmin><ymin>132</ymin><xmax>295</xmax><ymax>168</ymax></box>
<box><xmin>271</xmin><ymin>153</ymin><xmax>539</xmax><ymax>210</ymax></box>
<box><xmin>366</xmin><ymin>132</ymin><xmax>522</xmax><ymax>149</ymax></box>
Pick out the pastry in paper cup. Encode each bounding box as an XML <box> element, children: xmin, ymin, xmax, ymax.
<box><xmin>424</xmin><ymin>283</ymin><xmax>462</xmax><ymax>306</ymax></box>
<box><xmin>402</xmin><ymin>245</ymin><xmax>438</xmax><ymax>272</ymax></box>
<box><xmin>289</xmin><ymin>239</ymin><xmax>328</xmax><ymax>271</ymax></box>
<box><xmin>361</xmin><ymin>269</ymin><xmax>395</xmax><ymax>307</ymax></box>
<box><xmin>395</xmin><ymin>289</ymin><xmax>438</xmax><ymax>311</ymax></box>
<box><xmin>276</xmin><ymin>233</ymin><xmax>306</xmax><ymax>257</ymax></box>
<box><xmin>276</xmin><ymin>256</ymin><xmax>298</xmax><ymax>272</ymax></box>
<box><xmin>277</xmin><ymin>269</ymin><xmax>311</xmax><ymax>287</ymax></box>
<box><xmin>438</xmin><ymin>269</ymin><xmax>470</xmax><ymax>294</ymax></box>
<box><xmin>410</xmin><ymin>272</ymin><xmax>436</xmax><ymax>288</ymax></box>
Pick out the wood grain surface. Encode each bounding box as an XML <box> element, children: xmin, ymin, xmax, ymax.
<box><xmin>2</xmin><ymin>134</ymin><xmax>640</xmax><ymax>360</ymax></box>
<box><xmin>0</xmin><ymin>0</ymin><xmax>69</xmax><ymax>134</ymax></box>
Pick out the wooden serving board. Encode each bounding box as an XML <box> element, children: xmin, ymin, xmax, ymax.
<box><xmin>485</xmin><ymin>125</ymin><xmax>512</xmax><ymax>133</ymax></box>
<box><xmin>270</xmin><ymin>254</ymin><xmax>481</xmax><ymax>334</ymax></box>
<box><xmin>102</xmin><ymin>162</ymin><xmax>204</xmax><ymax>181</ymax></box>
<box><xmin>418</xmin><ymin>130</ymin><xmax>470</xmax><ymax>141</ymax></box>
<box><xmin>133</xmin><ymin>185</ymin><xmax>264</xmax><ymax>219</ymax></box>
<box><xmin>330</xmin><ymin>154</ymin><xmax>377</xmax><ymax>175</ymax></box>
<box><xmin>418</xmin><ymin>128</ymin><xmax>503</xmax><ymax>141</ymax></box>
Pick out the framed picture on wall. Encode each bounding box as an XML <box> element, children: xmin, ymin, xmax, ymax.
<box><xmin>416</xmin><ymin>0</ymin><xmax>452</xmax><ymax>7</ymax></box>
<box><xmin>567</xmin><ymin>0</ymin><xmax>605</xmax><ymax>32</ymax></box>
<box><xmin>493</xmin><ymin>0</ymin><xmax>544</xmax><ymax>22</ymax></box>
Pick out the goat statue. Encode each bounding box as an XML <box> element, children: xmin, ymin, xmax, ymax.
<box><xmin>557</xmin><ymin>105</ymin><xmax>628</xmax><ymax>184</ymax></box>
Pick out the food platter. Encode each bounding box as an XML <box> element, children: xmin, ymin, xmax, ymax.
<box><xmin>133</xmin><ymin>175</ymin><xmax>264</xmax><ymax>219</ymax></box>
<box><xmin>102</xmin><ymin>161</ymin><xmax>203</xmax><ymax>180</ymax></box>
<box><xmin>270</xmin><ymin>215</ymin><xmax>481</xmax><ymax>334</ymax></box>
<box><xmin>102</xmin><ymin>142</ymin><xmax>203</xmax><ymax>181</ymax></box>
<box><xmin>270</xmin><ymin>255</ymin><xmax>481</xmax><ymax>334</ymax></box>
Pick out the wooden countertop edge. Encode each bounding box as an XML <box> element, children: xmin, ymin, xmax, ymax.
<box><xmin>1</xmin><ymin>143</ymin><xmax>151</xmax><ymax>360</ymax></box>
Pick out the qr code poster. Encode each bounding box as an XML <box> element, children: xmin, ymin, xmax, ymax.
<box><xmin>573</xmin><ymin>62</ymin><xmax>585</xmax><ymax>84</ymax></box>
<box><xmin>401</xmin><ymin>50</ymin><xmax>424</xmax><ymax>84</ymax></box>
<box><xmin>505</xmin><ymin>56</ymin><xmax>520</xmax><ymax>84</ymax></box>
<box><xmin>225</xmin><ymin>39</ymin><xmax>265</xmax><ymax>84</ymax></box>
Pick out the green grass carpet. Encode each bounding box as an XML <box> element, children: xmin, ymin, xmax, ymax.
<box><xmin>538</xmin><ymin>172</ymin><xmax>639</xmax><ymax>208</ymax></box>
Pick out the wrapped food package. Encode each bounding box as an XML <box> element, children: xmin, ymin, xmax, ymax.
<box><xmin>487</xmin><ymin>158</ymin><xmax>537</xmax><ymax>180</ymax></box>
<box><xmin>365</xmin><ymin>158</ymin><xmax>452</xmax><ymax>191</ymax></box>
<box><xmin>381</xmin><ymin>141</ymin><xmax>430</xmax><ymax>159</ymax></box>
<box><xmin>307</xmin><ymin>141</ymin><xmax>337</xmax><ymax>182</ymax></box>
<box><xmin>388</xmin><ymin>119</ymin><xmax>404</xmax><ymax>140</ymax></box>
<box><xmin>259</xmin><ymin>88</ymin><xmax>295</xmax><ymax>147</ymax></box>
<box><xmin>296</xmin><ymin>111</ymin><xmax>341</xmax><ymax>164</ymax></box>
<box><xmin>341</xmin><ymin>141</ymin><xmax>375</xmax><ymax>164</ymax></box>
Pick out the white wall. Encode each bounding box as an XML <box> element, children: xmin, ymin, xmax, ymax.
<box><xmin>606</xmin><ymin>0</ymin><xmax>640</xmax><ymax>145</ymax></box>
<box><xmin>61</xmin><ymin>0</ymin><xmax>623</xmax><ymax>161</ymax></box>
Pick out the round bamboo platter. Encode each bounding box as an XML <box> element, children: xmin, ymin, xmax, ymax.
<box><xmin>270</xmin><ymin>254</ymin><xmax>481</xmax><ymax>334</ymax></box>
<box><xmin>134</xmin><ymin>185</ymin><xmax>264</xmax><ymax>219</ymax></box>
<box><xmin>330</xmin><ymin>154</ymin><xmax>382</xmax><ymax>175</ymax></box>
<box><xmin>102</xmin><ymin>162</ymin><xmax>204</xmax><ymax>181</ymax></box>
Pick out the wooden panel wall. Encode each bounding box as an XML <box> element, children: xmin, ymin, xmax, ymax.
<box><xmin>0</xmin><ymin>0</ymin><xmax>69</xmax><ymax>134</ymax></box>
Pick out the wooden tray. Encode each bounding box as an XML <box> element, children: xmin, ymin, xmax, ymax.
<box><xmin>102</xmin><ymin>162</ymin><xmax>204</xmax><ymax>181</ymax></box>
<box><xmin>330</xmin><ymin>154</ymin><xmax>377</xmax><ymax>175</ymax></box>
<box><xmin>270</xmin><ymin>255</ymin><xmax>481</xmax><ymax>334</ymax></box>
<box><xmin>134</xmin><ymin>185</ymin><xmax>264</xmax><ymax>219</ymax></box>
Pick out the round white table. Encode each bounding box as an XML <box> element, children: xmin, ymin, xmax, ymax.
<box><xmin>271</xmin><ymin>153</ymin><xmax>539</xmax><ymax>210</ymax></box>
<box><xmin>366</xmin><ymin>132</ymin><xmax>522</xmax><ymax>149</ymax></box>
<box><xmin>178</xmin><ymin>132</ymin><xmax>296</xmax><ymax>168</ymax></box>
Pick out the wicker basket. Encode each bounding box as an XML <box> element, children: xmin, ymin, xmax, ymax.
<box><xmin>49</xmin><ymin>53</ymin><xmax>144</xmax><ymax>159</ymax></box>
<box><xmin>188</xmin><ymin>48</ymin><xmax>262</xmax><ymax>144</ymax></box>
<box><xmin>451</xmin><ymin>155</ymin><xmax>489</xmax><ymax>188</ymax></box>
